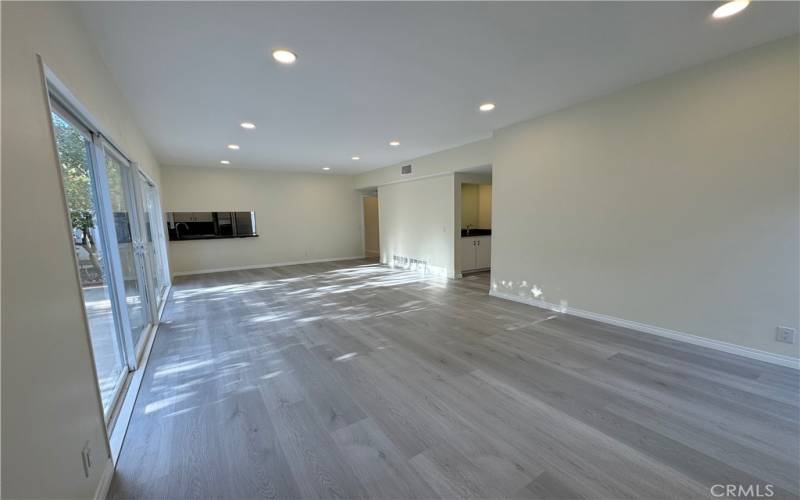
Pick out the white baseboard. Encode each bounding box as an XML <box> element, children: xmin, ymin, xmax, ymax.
<box><xmin>489</xmin><ymin>290</ymin><xmax>799</xmax><ymax>370</ymax></box>
<box><xmin>93</xmin><ymin>458</ymin><xmax>114</xmax><ymax>500</ymax></box>
<box><xmin>172</xmin><ymin>256</ymin><xmax>365</xmax><ymax>277</ymax></box>
<box><xmin>388</xmin><ymin>262</ymin><xmax>449</xmax><ymax>278</ymax></box>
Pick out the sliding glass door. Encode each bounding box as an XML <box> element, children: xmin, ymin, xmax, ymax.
<box><xmin>140</xmin><ymin>174</ymin><xmax>170</xmax><ymax>310</ymax></box>
<box><xmin>51</xmin><ymin>111</ymin><xmax>129</xmax><ymax>414</ymax></box>
<box><xmin>103</xmin><ymin>147</ymin><xmax>151</xmax><ymax>352</ymax></box>
<box><xmin>49</xmin><ymin>93</ymin><xmax>170</xmax><ymax>423</ymax></box>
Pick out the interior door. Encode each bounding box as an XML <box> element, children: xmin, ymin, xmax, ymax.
<box><xmin>103</xmin><ymin>146</ymin><xmax>153</xmax><ymax>354</ymax></box>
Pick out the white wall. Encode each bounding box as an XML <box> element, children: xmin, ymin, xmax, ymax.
<box><xmin>492</xmin><ymin>37</ymin><xmax>799</xmax><ymax>360</ymax></box>
<box><xmin>162</xmin><ymin>166</ymin><xmax>363</xmax><ymax>275</ymax></box>
<box><xmin>354</xmin><ymin>138</ymin><xmax>493</xmax><ymax>190</ymax></box>
<box><xmin>478</xmin><ymin>184</ymin><xmax>492</xmax><ymax>229</ymax></box>
<box><xmin>461</xmin><ymin>184</ymin><xmax>480</xmax><ymax>228</ymax></box>
<box><xmin>378</xmin><ymin>175</ymin><xmax>456</xmax><ymax>277</ymax></box>
<box><xmin>460</xmin><ymin>183</ymin><xmax>493</xmax><ymax>230</ymax></box>
<box><xmin>1</xmin><ymin>2</ymin><xmax>163</xmax><ymax>498</ymax></box>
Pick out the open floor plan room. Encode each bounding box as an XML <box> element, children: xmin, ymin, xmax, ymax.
<box><xmin>110</xmin><ymin>261</ymin><xmax>799</xmax><ymax>499</ymax></box>
<box><xmin>2</xmin><ymin>1</ymin><xmax>798</xmax><ymax>499</ymax></box>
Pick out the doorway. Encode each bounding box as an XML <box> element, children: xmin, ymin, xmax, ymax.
<box><xmin>363</xmin><ymin>194</ymin><xmax>379</xmax><ymax>259</ymax></box>
<box><xmin>454</xmin><ymin>166</ymin><xmax>493</xmax><ymax>277</ymax></box>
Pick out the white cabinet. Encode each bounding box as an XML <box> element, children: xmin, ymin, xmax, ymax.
<box><xmin>461</xmin><ymin>236</ymin><xmax>491</xmax><ymax>272</ymax></box>
<box><xmin>476</xmin><ymin>236</ymin><xmax>491</xmax><ymax>269</ymax></box>
<box><xmin>461</xmin><ymin>238</ymin><xmax>478</xmax><ymax>271</ymax></box>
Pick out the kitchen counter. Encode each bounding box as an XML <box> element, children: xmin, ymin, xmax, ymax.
<box><xmin>171</xmin><ymin>234</ymin><xmax>259</xmax><ymax>241</ymax></box>
<box><xmin>461</xmin><ymin>228</ymin><xmax>491</xmax><ymax>237</ymax></box>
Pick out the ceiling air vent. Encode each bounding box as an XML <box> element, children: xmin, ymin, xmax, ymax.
<box><xmin>400</xmin><ymin>164</ymin><xmax>412</xmax><ymax>176</ymax></box>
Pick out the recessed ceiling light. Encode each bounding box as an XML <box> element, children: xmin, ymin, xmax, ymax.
<box><xmin>227</xmin><ymin>144</ymin><xmax>240</xmax><ymax>150</ymax></box>
<box><xmin>272</xmin><ymin>49</ymin><xmax>297</xmax><ymax>64</ymax></box>
<box><xmin>240</xmin><ymin>122</ymin><xmax>256</xmax><ymax>129</ymax></box>
<box><xmin>351</xmin><ymin>156</ymin><xmax>360</xmax><ymax>161</ymax></box>
<box><xmin>220</xmin><ymin>160</ymin><xmax>230</xmax><ymax>165</ymax></box>
<box><xmin>712</xmin><ymin>0</ymin><xmax>749</xmax><ymax>18</ymax></box>
<box><xmin>479</xmin><ymin>102</ymin><xmax>496</xmax><ymax>112</ymax></box>
<box><xmin>322</xmin><ymin>167</ymin><xmax>331</xmax><ymax>171</ymax></box>
<box><xmin>389</xmin><ymin>140</ymin><xmax>400</xmax><ymax>147</ymax></box>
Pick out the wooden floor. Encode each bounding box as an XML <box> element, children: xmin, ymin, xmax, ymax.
<box><xmin>109</xmin><ymin>259</ymin><xmax>799</xmax><ymax>500</ymax></box>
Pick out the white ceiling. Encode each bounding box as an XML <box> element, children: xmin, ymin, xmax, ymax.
<box><xmin>76</xmin><ymin>2</ymin><xmax>798</xmax><ymax>174</ymax></box>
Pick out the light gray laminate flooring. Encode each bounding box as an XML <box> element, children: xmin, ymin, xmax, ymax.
<box><xmin>109</xmin><ymin>259</ymin><xmax>800</xmax><ymax>499</ymax></box>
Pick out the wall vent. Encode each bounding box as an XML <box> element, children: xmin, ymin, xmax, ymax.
<box><xmin>400</xmin><ymin>164</ymin><xmax>412</xmax><ymax>176</ymax></box>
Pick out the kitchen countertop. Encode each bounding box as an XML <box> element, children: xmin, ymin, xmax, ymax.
<box><xmin>171</xmin><ymin>234</ymin><xmax>259</xmax><ymax>241</ymax></box>
<box><xmin>461</xmin><ymin>229</ymin><xmax>491</xmax><ymax>237</ymax></box>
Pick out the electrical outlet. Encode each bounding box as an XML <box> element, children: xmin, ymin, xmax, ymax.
<box><xmin>81</xmin><ymin>442</ymin><xmax>92</xmax><ymax>478</ymax></box>
<box><xmin>776</xmin><ymin>326</ymin><xmax>796</xmax><ymax>344</ymax></box>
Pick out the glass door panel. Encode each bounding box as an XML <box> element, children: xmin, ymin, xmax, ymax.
<box><xmin>51</xmin><ymin>111</ymin><xmax>127</xmax><ymax>414</ymax></box>
<box><xmin>141</xmin><ymin>176</ymin><xmax>169</xmax><ymax>309</ymax></box>
<box><xmin>103</xmin><ymin>149</ymin><xmax>151</xmax><ymax>350</ymax></box>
